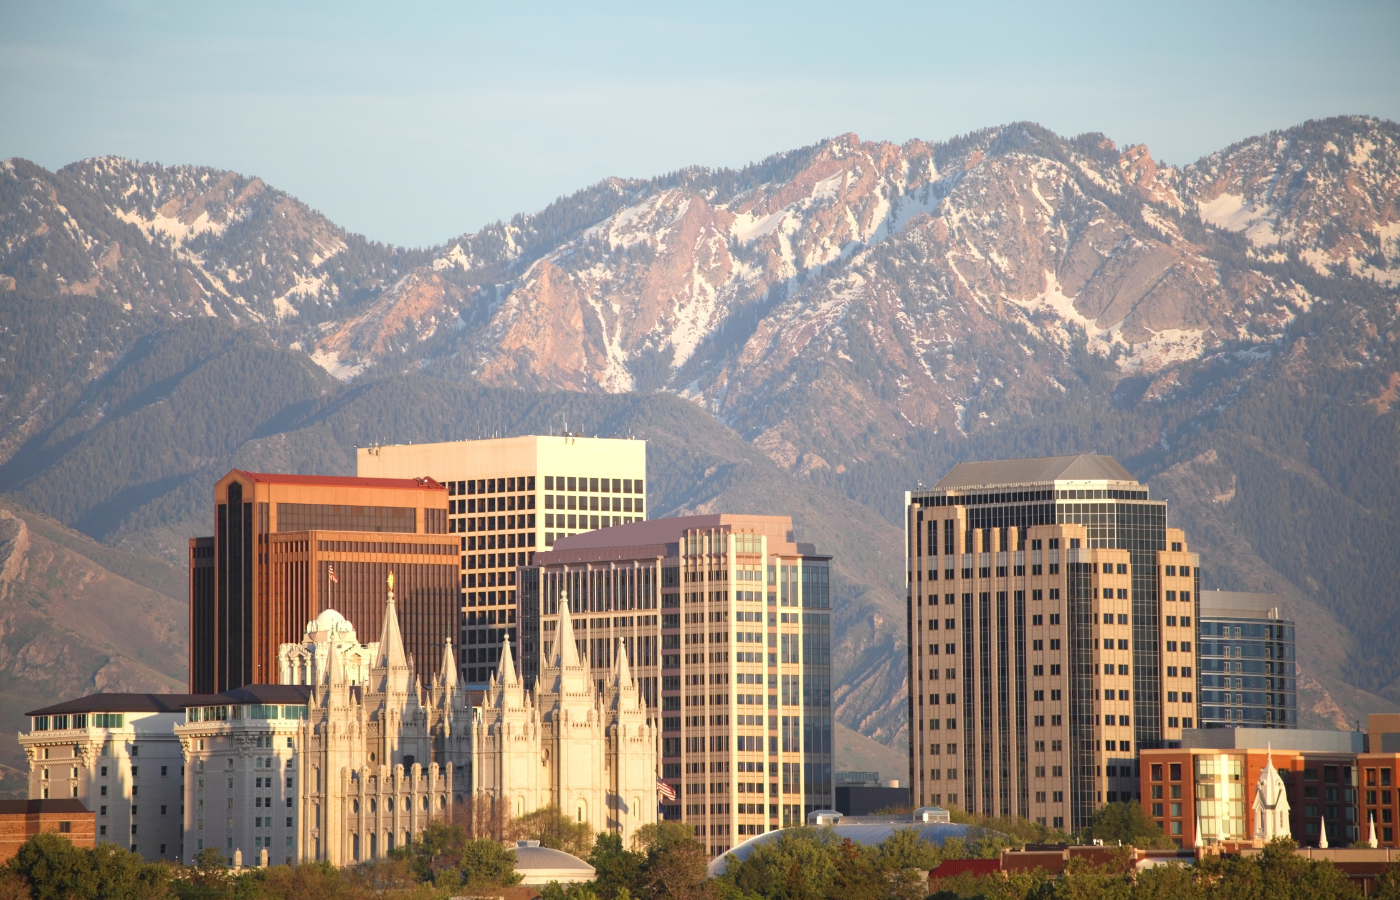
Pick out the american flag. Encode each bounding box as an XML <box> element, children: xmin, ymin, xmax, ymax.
<box><xmin>328</xmin><ymin>564</ymin><xmax>338</xmax><ymax>584</ymax></box>
<box><xmin>656</xmin><ymin>779</ymin><xmax>676</xmax><ymax>801</ymax></box>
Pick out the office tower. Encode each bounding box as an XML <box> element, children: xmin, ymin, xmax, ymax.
<box><xmin>20</xmin><ymin>694</ymin><xmax>190</xmax><ymax>861</ymax></box>
<box><xmin>518</xmin><ymin>514</ymin><xmax>833</xmax><ymax>858</ymax></box>
<box><xmin>357</xmin><ymin>436</ymin><xmax>648</xmax><ymax>685</ymax></box>
<box><xmin>188</xmin><ymin>470</ymin><xmax>456</xmax><ymax>693</ymax></box>
<box><xmin>1197</xmin><ymin>591</ymin><xmax>1296</xmax><ymax>729</ymax></box>
<box><xmin>1138</xmin><ymin>725</ymin><xmax>1366</xmax><ymax>848</ymax></box>
<box><xmin>905</xmin><ymin>455</ymin><xmax>1200</xmax><ymax>832</ymax></box>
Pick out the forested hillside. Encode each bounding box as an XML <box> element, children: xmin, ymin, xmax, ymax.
<box><xmin>1</xmin><ymin>115</ymin><xmax>1397</xmax><ymax>758</ymax></box>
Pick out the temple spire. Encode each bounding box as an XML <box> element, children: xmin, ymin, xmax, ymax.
<box><xmin>556</xmin><ymin>593</ymin><xmax>581</xmax><ymax>669</ymax></box>
<box><xmin>378</xmin><ymin>572</ymin><xmax>407</xmax><ymax>670</ymax></box>
<box><xmin>498</xmin><ymin>632</ymin><xmax>518</xmax><ymax>685</ymax></box>
<box><xmin>616</xmin><ymin>637</ymin><xmax>633</xmax><ymax>690</ymax></box>
<box><xmin>440</xmin><ymin>637</ymin><xmax>458</xmax><ymax>691</ymax></box>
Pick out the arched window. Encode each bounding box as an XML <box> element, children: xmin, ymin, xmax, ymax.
<box><xmin>370</xmin><ymin>799</ymin><xmax>377</xmax><ymax>813</ymax></box>
<box><xmin>369</xmin><ymin>832</ymin><xmax>377</xmax><ymax>858</ymax></box>
<box><xmin>439</xmin><ymin>795</ymin><xmax>447</xmax><ymax>809</ymax></box>
<box><xmin>352</xmin><ymin>833</ymin><xmax>360</xmax><ymax>861</ymax></box>
<box><xmin>387</xmin><ymin>798</ymin><xmax>394</xmax><ymax>812</ymax></box>
<box><xmin>352</xmin><ymin>800</ymin><xmax>359</xmax><ymax>814</ymax></box>
<box><xmin>421</xmin><ymin>796</ymin><xmax>429</xmax><ymax>811</ymax></box>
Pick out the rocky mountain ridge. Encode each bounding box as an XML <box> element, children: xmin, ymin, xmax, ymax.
<box><xmin>1</xmin><ymin>115</ymin><xmax>1397</xmax><ymax>756</ymax></box>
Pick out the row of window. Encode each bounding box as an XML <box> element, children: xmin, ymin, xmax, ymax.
<box><xmin>448</xmin><ymin>477</ymin><xmax>534</xmax><ymax>495</ymax></box>
<box><xmin>453</xmin><ymin>516</ymin><xmax>534</xmax><ymax>533</ymax></box>
<box><xmin>449</xmin><ymin>496</ymin><xmax>531</xmax><ymax>514</ymax></box>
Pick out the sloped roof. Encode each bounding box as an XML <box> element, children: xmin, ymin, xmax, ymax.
<box><xmin>26</xmin><ymin>693</ymin><xmax>195</xmax><ymax>717</ymax></box>
<box><xmin>933</xmin><ymin>455</ymin><xmax>1136</xmax><ymax>490</ymax></box>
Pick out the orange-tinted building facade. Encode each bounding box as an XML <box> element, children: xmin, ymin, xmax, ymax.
<box><xmin>189</xmin><ymin>470</ymin><xmax>455</xmax><ymax>693</ymax></box>
<box><xmin>1141</xmin><ymin>738</ymin><xmax>1364</xmax><ymax>847</ymax></box>
<box><xmin>1360</xmin><ymin>714</ymin><xmax>1400</xmax><ymax>847</ymax></box>
<box><xmin>0</xmin><ymin>800</ymin><xmax>95</xmax><ymax>862</ymax></box>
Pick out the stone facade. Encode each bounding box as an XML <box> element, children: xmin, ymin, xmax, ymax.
<box><xmin>175</xmin><ymin>577</ymin><xmax>470</xmax><ymax>865</ymax></box>
<box><xmin>474</xmin><ymin>594</ymin><xmax>657</xmax><ymax>845</ymax></box>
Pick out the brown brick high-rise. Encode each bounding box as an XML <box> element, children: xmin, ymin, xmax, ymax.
<box><xmin>189</xmin><ymin>471</ymin><xmax>455</xmax><ymax>693</ymax></box>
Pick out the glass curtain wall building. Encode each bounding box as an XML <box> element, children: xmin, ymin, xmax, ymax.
<box><xmin>905</xmin><ymin>455</ymin><xmax>1202</xmax><ymax>832</ymax></box>
<box><xmin>1197</xmin><ymin>591</ymin><xmax>1296</xmax><ymax>728</ymax></box>
<box><xmin>519</xmin><ymin>514</ymin><xmax>833</xmax><ymax>859</ymax></box>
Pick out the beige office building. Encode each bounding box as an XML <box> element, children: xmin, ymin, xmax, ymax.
<box><xmin>357</xmin><ymin>436</ymin><xmax>648</xmax><ymax>685</ymax></box>
<box><xmin>522</xmin><ymin>514</ymin><xmax>834</xmax><ymax>859</ymax></box>
<box><xmin>905</xmin><ymin>456</ymin><xmax>1201</xmax><ymax>833</ymax></box>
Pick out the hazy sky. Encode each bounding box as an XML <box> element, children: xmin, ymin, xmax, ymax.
<box><xmin>2</xmin><ymin>1</ymin><xmax>1396</xmax><ymax>248</ymax></box>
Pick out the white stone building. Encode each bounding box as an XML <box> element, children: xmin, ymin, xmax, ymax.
<box><xmin>20</xmin><ymin>578</ymin><xmax>659</xmax><ymax>867</ymax></box>
<box><xmin>20</xmin><ymin>696</ymin><xmax>188</xmax><ymax>861</ymax></box>
<box><xmin>176</xmin><ymin>579</ymin><xmax>470</xmax><ymax>866</ymax></box>
<box><xmin>473</xmin><ymin>594</ymin><xmax>657</xmax><ymax>845</ymax></box>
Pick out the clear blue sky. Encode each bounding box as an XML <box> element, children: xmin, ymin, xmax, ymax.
<box><xmin>2</xmin><ymin>1</ymin><xmax>1396</xmax><ymax>248</ymax></box>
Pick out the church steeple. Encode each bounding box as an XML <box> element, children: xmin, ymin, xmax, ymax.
<box><xmin>556</xmin><ymin>593</ymin><xmax>581</xmax><ymax>669</ymax></box>
<box><xmin>616</xmin><ymin>637</ymin><xmax>633</xmax><ymax>690</ymax></box>
<box><xmin>547</xmin><ymin>592</ymin><xmax>590</xmax><ymax>697</ymax></box>
<box><xmin>439</xmin><ymin>637</ymin><xmax>457</xmax><ymax>692</ymax></box>
<box><xmin>375</xmin><ymin>571</ymin><xmax>412</xmax><ymax>694</ymax></box>
<box><xmin>498</xmin><ymin>633</ymin><xmax>518</xmax><ymax>686</ymax></box>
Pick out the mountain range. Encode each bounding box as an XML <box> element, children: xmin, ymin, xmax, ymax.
<box><xmin>1</xmin><ymin>115</ymin><xmax>1397</xmax><ymax>781</ymax></box>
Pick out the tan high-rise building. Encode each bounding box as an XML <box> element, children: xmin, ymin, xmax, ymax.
<box><xmin>520</xmin><ymin>514</ymin><xmax>833</xmax><ymax>859</ymax></box>
<box><xmin>356</xmin><ymin>436</ymin><xmax>647</xmax><ymax>685</ymax></box>
<box><xmin>905</xmin><ymin>455</ymin><xmax>1201</xmax><ymax>832</ymax></box>
<box><xmin>188</xmin><ymin>470</ymin><xmax>456</xmax><ymax>694</ymax></box>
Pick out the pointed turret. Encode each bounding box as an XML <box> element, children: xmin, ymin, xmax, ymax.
<box><xmin>556</xmin><ymin>593</ymin><xmax>581</xmax><ymax>669</ymax></box>
<box><xmin>440</xmin><ymin>637</ymin><xmax>458</xmax><ymax>692</ymax></box>
<box><xmin>615</xmin><ymin>637</ymin><xmax>633</xmax><ymax>691</ymax></box>
<box><xmin>499</xmin><ymin>633</ymin><xmax>519</xmax><ymax>686</ymax></box>
<box><xmin>378</xmin><ymin>573</ymin><xmax>408</xmax><ymax>671</ymax></box>
<box><xmin>548</xmin><ymin>592</ymin><xmax>591</xmax><ymax>698</ymax></box>
<box><xmin>328</xmin><ymin>640</ymin><xmax>348</xmax><ymax>687</ymax></box>
<box><xmin>375</xmin><ymin>571</ymin><xmax>412</xmax><ymax>695</ymax></box>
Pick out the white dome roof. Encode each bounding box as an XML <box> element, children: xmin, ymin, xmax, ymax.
<box><xmin>308</xmin><ymin>608</ymin><xmax>356</xmax><ymax>636</ymax></box>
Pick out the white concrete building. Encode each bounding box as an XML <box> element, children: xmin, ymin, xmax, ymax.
<box><xmin>21</xmin><ymin>696</ymin><xmax>188</xmax><ymax>861</ymax></box>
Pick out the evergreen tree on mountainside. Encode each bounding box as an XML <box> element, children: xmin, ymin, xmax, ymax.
<box><xmin>1</xmin><ymin>115</ymin><xmax>1398</xmax><ymax>748</ymax></box>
